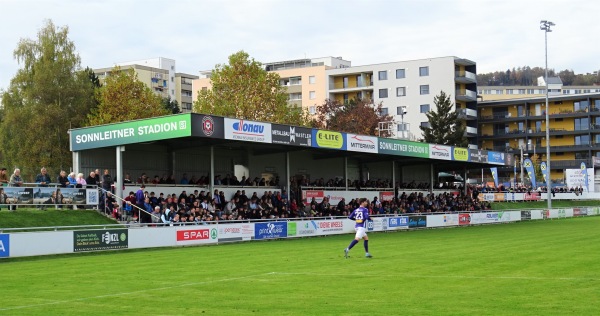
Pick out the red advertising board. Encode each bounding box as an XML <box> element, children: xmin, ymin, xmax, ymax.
<box><xmin>379</xmin><ymin>191</ymin><xmax>394</xmax><ymax>202</ymax></box>
<box><xmin>458</xmin><ymin>213</ymin><xmax>471</xmax><ymax>225</ymax></box>
<box><xmin>302</xmin><ymin>190</ymin><xmax>324</xmax><ymax>202</ymax></box>
<box><xmin>177</xmin><ymin>229</ymin><xmax>210</xmax><ymax>241</ymax></box>
<box><xmin>523</xmin><ymin>192</ymin><xmax>541</xmax><ymax>201</ymax></box>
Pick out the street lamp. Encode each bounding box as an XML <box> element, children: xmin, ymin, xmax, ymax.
<box><xmin>540</xmin><ymin>20</ymin><xmax>555</xmax><ymax>208</ymax></box>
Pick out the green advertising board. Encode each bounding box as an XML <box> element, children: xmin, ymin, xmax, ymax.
<box><xmin>378</xmin><ymin>138</ymin><xmax>429</xmax><ymax>158</ymax></box>
<box><xmin>70</xmin><ymin>114</ymin><xmax>191</xmax><ymax>151</ymax></box>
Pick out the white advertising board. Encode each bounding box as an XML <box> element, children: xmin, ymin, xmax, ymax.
<box><xmin>217</xmin><ymin>223</ymin><xmax>254</xmax><ymax>241</ymax></box>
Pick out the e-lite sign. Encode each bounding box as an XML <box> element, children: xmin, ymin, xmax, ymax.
<box><xmin>70</xmin><ymin>114</ymin><xmax>192</xmax><ymax>151</ymax></box>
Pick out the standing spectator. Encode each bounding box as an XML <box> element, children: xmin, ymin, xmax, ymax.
<box><xmin>9</xmin><ymin>168</ymin><xmax>23</xmax><ymax>187</ymax></box>
<box><xmin>35</xmin><ymin>167</ymin><xmax>52</xmax><ymax>187</ymax></box>
<box><xmin>136</xmin><ymin>184</ymin><xmax>148</xmax><ymax>223</ymax></box>
<box><xmin>94</xmin><ymin>169</ymin><xmax>101</xmax><ymax>185</ymax></box>
<box><xmin>0</xmin><ymin>168</ymin><xmax>9</xmax><ymax>186</ymax></box>
<box><xmin>86</xmin><ymin>171</ymin><xmax>97</xmax><ymax>186</ymax></box>
<box><xmin>57</xmin><ymin>170</ymin><xmax>69</xmax><ymax>187</ymax></box>
<box><xmin>102</xmin><ymin>169</ymin><xmax>113</xmax><ymax>193</ymax></box>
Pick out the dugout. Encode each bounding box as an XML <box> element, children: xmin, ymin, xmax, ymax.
<box><xmin>68</xmin><ymin>113</ymin><xmax>508</xmax><ymax>201</ymax></box>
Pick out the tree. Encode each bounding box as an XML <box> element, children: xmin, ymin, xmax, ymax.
<box><xmin>312</xmin><ymin>98</ymin><xmax>394</xmax><ymax>137</ymax></box>
<box><xmin>162</xmin><ymin>96</ymin><xmax>181</xmax><ymax>114</ymax></box>
<box><xmin>0</xmin><ymin>20</ymin><xmax>96</xmax><ymax>179</ymax></box>
<box><xmin>87</xmin><ymin>67</ymin><xmax>170</xmax><ymax>126</ymax></box>
<box><xmin>194</xmin><ymin>50</ymin><xmax>310</xmax><ymax>126</ymax></box>
<box><xmin>420</xmin><ymin>91</ymin><xmax>467</xmax><ymax>147</ymax></box>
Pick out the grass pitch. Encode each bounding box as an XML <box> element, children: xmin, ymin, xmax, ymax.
<box><xmin>1</xmin><ymin>217</ymin><xmax>599</xmax><ymax>315</ymax></box>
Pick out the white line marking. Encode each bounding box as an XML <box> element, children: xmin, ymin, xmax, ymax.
<box><xmin>0</xmin><ymin>273</ymin><xmax>271</xmax><ymax>312</ymax></box>
<box><xmin>270</xmin><ymin>272</ymin><xmax>599</xmax><ymax>282</ymax></box>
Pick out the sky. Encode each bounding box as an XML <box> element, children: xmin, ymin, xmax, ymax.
<box><xmin>1</xmin><ymin>0</ymin><xmax>598</xmax><ymax>90</ymax></box>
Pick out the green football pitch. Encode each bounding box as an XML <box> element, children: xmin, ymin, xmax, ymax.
<box><xmin>1</xmin><ymin>216</ymin><xmax>599</xmax><ymax>315</ymax></box>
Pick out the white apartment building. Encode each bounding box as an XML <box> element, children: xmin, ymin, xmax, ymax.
<box><xmin>326</xmin><ymin>56</ymin><xmax>477</xmax><ymax>144</ymax></box>
<box><xmin>116</xmin><ymin>57</ymin><xmax>177</xmax><ymax>100</ymax></box>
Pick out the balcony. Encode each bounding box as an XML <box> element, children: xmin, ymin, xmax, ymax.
<box><xmin>455</xmin><ymin>89</ymin><xmax>477</xmax><ymax>102</ymax></box>
<box><xmin>478</xmin><ymin>112</ymin><xmax>522</xmax><ymax>123</ymax></box>
<box><xmin>455</xmin><ymin>70</ymin><xmax>477</xmax><ymax>84</ymax></box>
<box><xmin>329</xmin><ymin>82</ymin><xmax>374</xmax><ymax>94</ymax></box>
<box><xmin>457</xmin><ymin>108</ymin><xmax>477</xmax><ymax>120</ymax></box>
<box><xmin>465</xmin><ymin>126</ymin><xmax>478</xmax><ymax>136</ymax></box>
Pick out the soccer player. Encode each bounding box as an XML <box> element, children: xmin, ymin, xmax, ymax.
<box><xmin>344</xmin><ymin>197</ymin><xmax>372</xmax><ymax>258</ymax></box>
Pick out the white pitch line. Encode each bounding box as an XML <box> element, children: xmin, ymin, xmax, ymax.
<box><xmin>269</xmin><ymin>272</ymin><xmax>600</xmax><ymax>282</ymax></box>
<box><xmin>0</xmin><ymin>273</ymin><xmax>272</xmax><ymax>312</ymax></box>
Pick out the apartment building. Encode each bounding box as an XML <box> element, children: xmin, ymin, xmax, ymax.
<box><xmin>192</xmin><ymin>56</ymin><xmax>350</xmax><ymax>111</ymax></box>
<box><xmin>94</xmin><ymin>64</ymin><xmax>170</xmax><ymax>99</ymax></box>
<box><xmin>326</xmin><ymin>57</ymin><xmax>478</xmax><ymax>143</ymax></box>
<box><xmin>115</xmin><ymin>57</ymin><xmax>177</xmax><ymax>100</ymax></box>
<box><xmin>175</xmin><ymin>73</ymin><xmax>198</xmax><ymax>113</ymax></box>
<box><xmin>478</xmin><ymin>92</ymin><xmax>600</xmax><ymax>182</ymax></box>
<box><xmin>479</xmin><ymin>76</ymin><xmax>600</xmax><ymax>101</ymax></box>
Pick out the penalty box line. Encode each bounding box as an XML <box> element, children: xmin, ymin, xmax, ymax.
<box><xmin>0</xmin><ymin>273</ymin><xmax>273</xmax><ymax>312</ymax></box>
<box><xmin>269</xmin><ymin>272</ymin><xmax>600</xmax><ymax>282</ymax></box>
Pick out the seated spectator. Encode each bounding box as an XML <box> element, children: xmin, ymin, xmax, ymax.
<box><xmin>76</xmin><ymin>173</ymin><xmax>87</xmax><ymax>187</ymax></box>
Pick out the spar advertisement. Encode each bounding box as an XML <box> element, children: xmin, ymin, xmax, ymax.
<box><xmin>217</xmin><ymin>223</ymin><xmax>254</xmax><ymax>242</ymax></box>
<box><xmin>176</xmin><ymin>228</ymin><xmax>218</xmax><ymax>245</ymax></box>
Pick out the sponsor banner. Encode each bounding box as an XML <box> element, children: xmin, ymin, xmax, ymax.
<box><xmin>366</xmin><ymin>218</ymin><xmax>386</xmax><ymax>232</ymax></box>
<box><xmin>191</xmin><ymin>114</ymin><xmax>225</xmax><ymax>139</ymax></box>
<box><xmin>0</xmin><ymin>234</ymin><xmax>9</xmax><ymax>258</ymax></box>
<box><xmin>523</xmin><ymin>192</ymin><xmax>541</xmax><ymax>201</ymax></box>
<box><xmin>504</xmin><ymin>192</ymin><xmax>518</xmax><ymax>202</ymax></box>
<box><xmin>224</xmin><ymin>118</ymin><xmax>272</xmax><ymax>143</ymax></box>
<box><xmin>487</xmin><ymin>151</ymin><xmax>505</xmax><ymax>165</ymax></box>
<box><xmin>494</xmin><ymin>193</ymin><xmax>505</xmax><ymax>202</ymax></box>
<box><xmin>287</xmin><ymin>222</ymin><xmax>297</xmax><ymax>236</ymax></box>
<box><xmin>254</xmin><ymin>222</ymin><xmax>288</xmax><ymax>240</ymax></box>
<box><xmin>469</xmin><ymin>149</ymin><xmax>489</xmax><ymax>163</ymax></box>
<box><xmin>302</xmin><ymin>190</ymin><xmax>324</xmax><ymax>203</ymax></box>
<box><xmin>458</xmin><ymin>213</ymin><xmax>471</xmax><ymax>225</ymax></box>
<box><xmin>588</xmin><ymin>207</ymin><xmax>600</xmax><ymax>216</ymax></box>
<box><xmin>429</xmin><ymin>144</ymin><xmax>452</xmax><ymax>160</ymax></box>
<box><xmin>565</xmin><ymin>168</ymin><xmax>595</xmax><ymax>192</ymax></box>
<box><xmin>71</xmin><ymin>114</ymin><xmax>191</xmax><ymax>151</ymax></box>
<box><xmin>60</xmin><ymin>188</ymin><xmax>87</xmax><ymax>205</ymax></box>
<box><xmin>426</xmin><ymin>214</ymin><xmax>459</xmax><ymax>227</ymax></box>
<box><xmin>176</xmin><ymin>228</ymin><xmax>218</xmax><ymax>243</ymax></box>
<box><xmin>347</xmin><ymin>134</ymin><xmax>378</xmax><ymax>153</ymax></box>
<box><xmin>530</xmin><ymin>210</ymin><xmax>547</xmax><ymax>220</ymax></box>
<box><xmin>469</xmin><ymin>211</ymin><xmax>520</xmax><ymax>224</ymax></box>
<box><xmin>86</xmin><ymin>189</ymin><xmax>99</xmax><ymax>205</ymax></box>
<box><xmin>218</xmin><ymin>223</ymin><xmax>254</xmax><ymax>241</ymax></box>
<box><xmin>453</xmin><ymin>147</ymin><xmax>469</xmax><ymax>161</ymax></box>
<box><xmin>73</xmin><ymin>229</ymin><xmax>128</xmax><ymax>252</ymax></box>
<box><xmin>481</xmin><ymin>193</ymin><xmax>495</xmax><ymax>202</ymax></box>
<box><xmin>271</xmin><ymin>124</ymin><xmax>312</xmax><ymax>147</ymax></box>
<box><xmin>2</xmin><ymin>188</ymin><xmax>33</xmax><ymax>204</ymax></box>
<box><xmin>521</xmin><ymin>210</ymin><xmax>531</xmax><ymax>220</ymax></box>
<box><xmin>408</xmin><ymin>215</ymin><xmax>427</xmax><ymax>228</ymax></box>
<box><xmin>547</xmin><ymin>209</ymin><xmax>572</xmax><ymax>219</ymax></box>
<box><xmin>32</xmin><ymin>188</ymin><xmax>59</xmax><ymax>204</ymax></box>
<box><xmin>379</xmin><ymin>191</ymin><xmax>394</xmax><ymax>202</ymax></box>
<box><xmin>378</xmin><ymin>138</ymin><xmax>429</xmax><ymax>158</ymax></box>
<box><xmin>312</xmin><ymin>129</ymin><xmax>346</xmax><ymax>150</ymax></box>
<box><xmin>573</xmin><ymin>208</ymin><xmax>588</xmax><ymax>217</ymax></box>
<box><xmin>388</xmin><ymin>217</ymin><xmax>409</xmax><ymax>229</ymax></box>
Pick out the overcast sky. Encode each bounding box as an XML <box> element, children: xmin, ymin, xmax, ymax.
<box><xmin>1</xmin><ymin>0</ymin><xmax>598</xmax><ymax>90</ymax></box>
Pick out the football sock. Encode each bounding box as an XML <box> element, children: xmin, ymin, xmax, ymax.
<box><xmin>364</xmin><ymin>240</ymin><xmax>369</xmax><ymax>253</ymax></box>
<box><xmin>348</xmin><ymin>239</ymin><xmax>358</xmax><ymax>250</ymax></box>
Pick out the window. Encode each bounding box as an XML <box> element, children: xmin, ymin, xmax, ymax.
<box><xmin>396</xmin><ymin>69</ymin><xmax>405</xmax><ymax>79</ymax></box>
<box><xmin>309</xmin><ymin>106</ymin><xmax>316</xmax><ymax>115</ymax></box>
<box><xmin>397</xmin><ymin>123</ymin><xmax>409</xmax><ymax>131</ymax></box>
<box><xmin>343</xmin><ymin>93</ymin><xmax>349</xmax><ymax>104</ymax></box>
<box><xmin>575</xmin><ymin>135</ymin><xmax>590</xmax><ymax>145</ymax></box>
<box><xmin>379</xmin><ymin>89</ymin><xmax>388</xmax><ymax>98</ymax></box>
<box><xmin>381</xmin><ymin>107</ymin><xmax>389</xmax><ymax>116</ymax></box>
<box><xmin>309</xmin><ymin>76</ymin><xmax>315</xmax><ymax>84</ymax></box>
<box><xmin>343</xmin><ymin>77</ymin><xmax>348</xmax><ymax>88</ymax></box>
<box><xmin>356</xmin><ymin>75</ymin><xmax>362</xmax><ymax>87</ymax></box>
<box><xmin>420</xmin><ymin>85</ymin><xmax>429</xmax><ymax>95</ymax></box>
<box><xmin>309</xmin><ymin>91</ymin><xmax>316</xmax><ymax>100</ymax></box>
<box><xmin>419</xmin><ymin>66</ymin><xmax>429</xmax><ymax>76</ymax></box>
<box><xmin>378</xmin><ymin>71</ymin><xmax>387</xmax><ymax>80</ymax></box>
<box><xmin>574</xmin><ymin>118</ymin><xmax>589</xmax><ymax>130</ymax></box>
<box><xmin>507</xmin><ymin>89</ymin><xmax>514</xmax><ymax>94</ymax></box>
<box><xmin>397</xmin><ymin>106</ymin><xmax>406</xmax><ymax>115</ymax></box>
<box><xmin>396</xmin><ymin>87</ymin><xmax>406</xmax><ymax>97</ymax></box>
<box><xmin>420</xmin><ymin>122</ymin><xmax>430</xmax><ymax>128</ymax></box>
<box><xmin>420</xmin><ymin>104</ymin><xmax>430</xmax><ymax>113</ymax></box>
<box><xmin>289</xmin><ymin>93</ymin><xmax>302</xmax><ymax>101</ymax></box>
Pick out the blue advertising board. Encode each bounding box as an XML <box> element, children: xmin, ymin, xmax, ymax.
<box><xmin>0</xmin><ymin>234</ymin><xmax>9</xmax><ymax>258</ymax></box>
<box><xmin>254</xmin><ymin>222</ymin><xmax>288</xmax><ymax>240</ymax></box>
<box><xmin>487</xmin><ymin>151</ymin><xmax>505</xmax><ymax>164</ymax></box>
<box><xmin>388</xmin><ymin>217</ymin><xmax>409</xmax><ymax>228</ymax></box>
